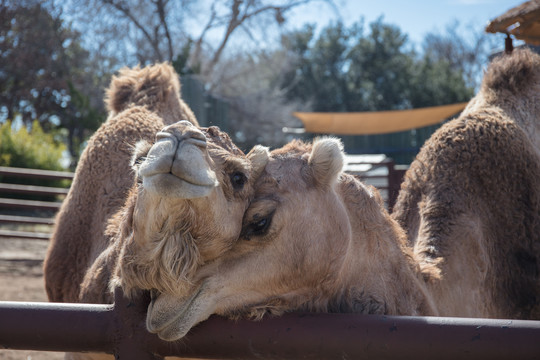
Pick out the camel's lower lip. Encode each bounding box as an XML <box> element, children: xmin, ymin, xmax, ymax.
<box><xmin>146</xmin><ymin>286</ymin><xmax>203</xmax><ymax>337</ymax></box>
<box><xmin>142</xmin><ymin>173</ymin><xmax>216</xmax><ymax>198</ymax></box>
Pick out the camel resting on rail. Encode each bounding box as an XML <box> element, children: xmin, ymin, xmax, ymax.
<box><xmin>130</xmin><ymin>48</ymin><xmax>540</xmax><ymax>341</ymax></box>
<box><xmin>47</xmin><ymin>49</ymin><xmax>540</xmax><ymax>345</ymax></box>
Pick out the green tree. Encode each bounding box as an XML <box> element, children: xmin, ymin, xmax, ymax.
<box><xmin>0</xmin><ymin>1</ymin><xmax>106</xmax><ymax>164</ymax></box>
<box><xmin>409</xmin><ymin>55</ymin><xmax>473</xmax><ymax>108</ymax></box>
<box><xmin>279</xmin><ymin>18</ymin><xmax>475</xmax><ymax>113</ymax></box>
<box><xmin>346</xmin><ymin>19</ymin><xmax>414</xmax><ymax>111</ymax></box>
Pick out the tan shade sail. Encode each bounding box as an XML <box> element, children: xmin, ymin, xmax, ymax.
<box><xmin>294</xmin><ymin>102</ymin><xmax>468</xmax><ymax>135</ymax></box>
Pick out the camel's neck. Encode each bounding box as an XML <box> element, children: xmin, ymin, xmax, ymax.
<box><xmin>334</xmin><ymin>176</ymin><xmax>438</xmax><ymax>316</ymax></box>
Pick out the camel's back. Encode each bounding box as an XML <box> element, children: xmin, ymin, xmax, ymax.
<box><xmin>44</xmin><ymin>63</ymin><xmax>198</xmax><ymax>303</ymax></box>
<box><xmin>44</xmin><ymin>107</ymin><xmax>165</xmax><ymax>302</ymax></box>
<box><xmin>393</xmin><ymin>112</ymin><xmax>540</xmax><ymax>319</ymax></box>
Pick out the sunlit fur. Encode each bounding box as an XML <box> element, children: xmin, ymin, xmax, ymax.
<box><xmin>135</xmin><ymin>137</ymin><xmax>437</xmax><ymax>342</ymax></box>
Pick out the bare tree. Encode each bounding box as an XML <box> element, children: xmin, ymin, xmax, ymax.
<box><xmin>209</xmin><ymin>49</ymin><xmax>309</xmax><ymax>149</ymax></box>
<box><xmin>189</xmin><ymin>0</ymin><xmax>336</xmax><ymax>76</ymax></box>
<box><xmin>62</xmin><ymin>0</ymin><xmax>193</xmax><ymax>64</ymax></box>
<box><xmin>422</xmin><ymin>20</ymin><xmax>497</xmax><ymax>90</ymax></box>
<box><xmin>61</xmin><ymin>0</ymin><xmax>336</xmax><ymax>73</ymax></box>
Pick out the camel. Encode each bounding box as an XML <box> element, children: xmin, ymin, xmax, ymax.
<box><xmin>46</xmin><ymin>50</ymin><xmax>540</xmax><ymax>352</ymax></box>
<box><xmin>44</xmin><ymin>62</ymin><xmax>199</xmax><ymax>303</ymax></box>
<box><xmin>128</xmin><ymin>49</ymin><xmax>540</xmax><ymax>342</ymax></box>
<box><xmin>44</xmin><ymin>62</ymin><xmax>269</xmax><ymax>312</ymax></box>
<box><xmin>392</xmin><ymin>47</ymin><xmax>540</xmax><ymax>319</ymax></box>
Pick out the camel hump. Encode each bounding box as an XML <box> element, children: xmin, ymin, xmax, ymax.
<box><xmin>483</xmin><ymin>48</ymin><xmax>540</xmax><ymax>95</ymax></box>
<box><xmin>105</xmin><ymin>63</ymin><xmax>182</xmax><ymax>115</ymax></box>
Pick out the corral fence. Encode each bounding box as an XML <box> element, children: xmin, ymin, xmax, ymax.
<box><xmin>2</xmin><ymin>288</ymin><xmax>540</xmax><ymax>359</ymax></box>
<box><xmin>344</xmin><ymin>154</ymin><xmax>408</xmax><ymax>210</ymax></box>
<box><xmin>0</xmin><ymin>166</ymin><xmax>73</xmax><ymax>240</ymax></box>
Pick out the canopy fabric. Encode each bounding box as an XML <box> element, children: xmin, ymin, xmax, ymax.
<box><xmin>485</xmin><ymin>1</ymin><xmax>540</xmax><ymax>45</ymax></box>
<box><xmin>294</xmin><ymin>102</ymin><xmax>469</xmax><ymax>135</ymax></box>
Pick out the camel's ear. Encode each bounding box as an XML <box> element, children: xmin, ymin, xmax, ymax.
<box><xmin>308</xmin><ymin>137</ymin><xmax>344</xmax><ymax>187</ymax></box>
<box><xmin>248</xmin><ymin>145</ymin><xmax>270</xmax><ymax>180</ymax></box>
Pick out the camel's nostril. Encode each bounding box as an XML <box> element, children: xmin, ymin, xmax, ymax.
<box><xmin>190</xmin><ymin>131</ymin><xmax>206</xmax><ymax>143</ymax></box>
<box><xmin>187</xmin><ymin>136</ymin><xmax>207</xmax><ymax>149</ymax></box>
<box><xmin>184</xmin><ymin>130</ymin><xmax>207</xmax><ymax>149</ymax></box>
<box><xmin>155</xmin><ymin>131</ymin><xmax>174</xmax><ymax>141</ymax></box>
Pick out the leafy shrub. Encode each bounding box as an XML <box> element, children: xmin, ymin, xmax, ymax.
<box><xmin>0</xmin><ymin>121</ymin><xmax>70</xmax><ymax>199</ymax></box>
<box><xmin>0</xmin><ymin>120</ymin><xmax>67</xmax><ymax>171</ymax></box>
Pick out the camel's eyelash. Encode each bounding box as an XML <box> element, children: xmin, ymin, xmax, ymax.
<box><xmin>241</xmin><ymin>211</ymin><xmax>275</xmax><ymax>240</ymax></box>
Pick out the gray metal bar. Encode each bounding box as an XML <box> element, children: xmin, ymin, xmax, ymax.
<box><xmin>1</xmin><ymin>290</ymin><xmax>540</xmax><ymax>360</ymax></box>
<box><xmin>0</xmin><ymin>214</ymin><xmax>55</xmax><ymax>225</ymax></box>
<box><xmin>0</xmin><ymin>301</ymin><xmax>115</xmax><ymax>353</ymax></box>
<box><xmin>0</xmin><ymin>166</ymin><xmax>74</xmax><ymax>180</ymax></box>
<box><xmin>0</xmin><ymin>198</ymin><xmax>62</xmax><ymax>211</ymax></box>
<box><xmin>0</xmin><ymin>229</ymin><xmax>50</xmax><ymax>240</ymax></box>
<box><xmin>166</xmin><ymin>313</ymin><xmax>540</xmax><ymax>360</ymax></box>
<box><xmin>0</xmin><ymin>183</ymin><xmax>69</xmax><ymax>196</ymax></box>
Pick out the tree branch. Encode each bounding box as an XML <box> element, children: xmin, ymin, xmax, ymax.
<box><xmin>203</xmin><ymin>0</ymin><xmax>321</xmax><ymax>76</ymax></box>
<box><xmin>156</xmin><ymin>0</ymin><xmax>174</xmax><ymax>62</ymax></box>
<box><xmin>101</xmin><ymin>0</ymin><xmax>164</xmax><ymax>61</ymax></box>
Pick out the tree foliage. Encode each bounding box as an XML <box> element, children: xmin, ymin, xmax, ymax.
<box><xmin>0</xmin><ymin>1</ymin><xmax>106</xmax><ymax>165</ymax></box>
<box><xmin>1</xmin><ymin>0</ymin><xmax>494</xmax><ymax>163</ymax></box>
<box><xmin>1</xmin><ymin>2</ymin><xmax>73</xmax><ymax>123</ymax></box>
<box><xmin>279</xmin><ymin>18</ymin><xmax>477</xmax><ymax>113</ymax></box>
<box><xmin>0</xmin><ymin>120</ymin><xmax>66</xmax><ymax>171</ymax></box>
<box><xmin>63</xmin><ymin>0</ymin><xmax>335</xmax><ymax>77</ymax></box>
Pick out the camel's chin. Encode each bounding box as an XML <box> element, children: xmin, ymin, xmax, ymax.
<box><xmin>146</xmin><ymin>287</ymin><xmax>215</xmax><ymax>341</ymax></box>
<box><xmin>142</xmin><ymin>173</ymin><xmax>217</xmax><ymax>199</ymax></box>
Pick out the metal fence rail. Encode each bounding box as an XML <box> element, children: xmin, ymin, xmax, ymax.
<box><xmin>1</xmin><ymin>289</ymin><xmax>540</xmax><ymax>359</ymax></box>
<box><xmin>0</xmin><ymin>166</ymin><xmax>73</xmax><ymax>240</ymax></box>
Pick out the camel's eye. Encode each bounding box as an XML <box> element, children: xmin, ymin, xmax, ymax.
<box><xmin>252</xmin><ymin>218</ymin><xmax>268</xmax><ymax>233</ymax></box>
<box><xmin>242</xmin><ymin>212</ymin><xmax>274</xmax><ymax>240</ymax></box>
<box><xmin>133</xmin><ymin>155</ymin><xmax>146</xmax><ymax>167</ymax></box>
<box><xmin>230</xmin><ymin>171</ymin><xmax>247</xmax><ymax>190</ymax></box>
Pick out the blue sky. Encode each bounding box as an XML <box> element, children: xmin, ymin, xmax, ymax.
<box><xmin>286</xmin><ymin>0</ymin><xmax>522</xmax><ymax>50</ymax></box>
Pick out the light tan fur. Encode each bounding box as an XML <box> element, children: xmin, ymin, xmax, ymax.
<box><xmin>136</xmin><ymin>138</ymin><xmax>438</xmax><ymax>341</ymax></box>
<box><xmin>47</xmin><ymin>49</ymin><xmax>540</xmax><ymax>353</ymax></box>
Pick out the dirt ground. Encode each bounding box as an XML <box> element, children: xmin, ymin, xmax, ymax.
<box><xmin>0</xmin><ymin>238</ymin><xmax>64</xmax><ymax>360</ymax></box>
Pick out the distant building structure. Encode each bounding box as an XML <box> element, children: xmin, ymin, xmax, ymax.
<box><xmin>486</xmin><ymin>0</ymin><xmax>540</xmax><ymax>53</ymax></box>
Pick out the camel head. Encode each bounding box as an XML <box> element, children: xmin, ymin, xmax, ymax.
<box><xmin>110</xmin><ymin>120</ymin><xmax>269</xmax><ymax>337</ymax></box>
<box><xmin>144</xmin><ymin>137</ymin><xmax>434</xmax><ymax>341</ymax></box>
<box><xmin>472</xmin><ymin>48</ymin><xmax>540</xmax><ymax>155</ymax></box>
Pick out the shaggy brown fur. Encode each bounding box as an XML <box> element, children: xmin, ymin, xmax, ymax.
<box><xmin>392</xmin><ymin>48</ymin><xmax>540</xmax><ymax>319</ymax></box>
<box><xmin>44</xmin><ymin>63</ymin><xmax>198</xmax><ymax>302</ymax></box>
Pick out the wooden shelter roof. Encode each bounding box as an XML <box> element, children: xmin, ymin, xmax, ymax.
<box><xmin>486</xmin><ymin>0</ymin><xmax>540</xmax><ymax>45</ymax></box>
